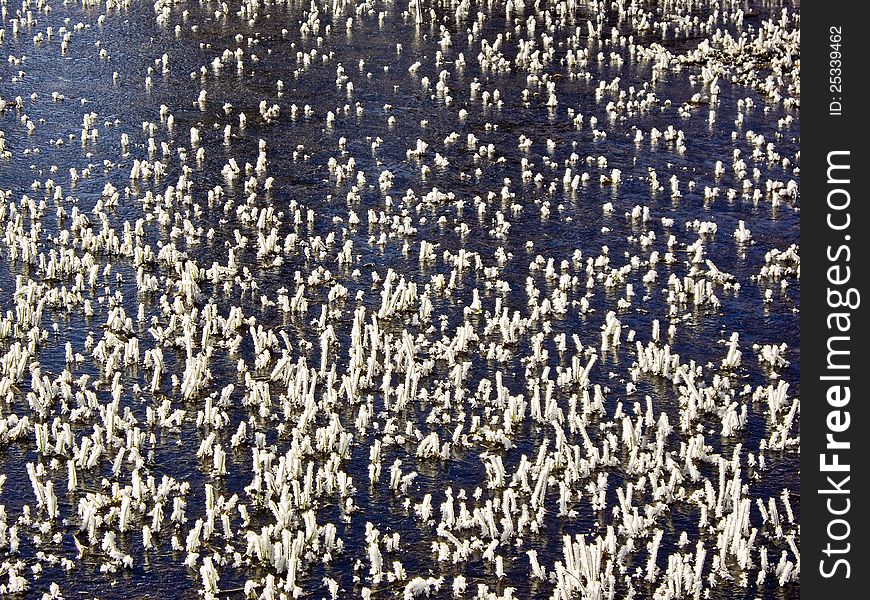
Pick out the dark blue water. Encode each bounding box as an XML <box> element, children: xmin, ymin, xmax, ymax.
<box><xmin>0</xmin><ymin>0</ymin><xmax>799</xmax><ymax>598</ymax></box>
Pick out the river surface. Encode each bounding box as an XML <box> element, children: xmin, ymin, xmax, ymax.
<box><xmin>0</xmin><ymin>1</ymin><xmax>799</xmax><ymax>598</ymax></box>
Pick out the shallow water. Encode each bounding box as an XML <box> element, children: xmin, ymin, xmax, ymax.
<box><xmin>0</xmin><ymin>0</ymin><xmax>799</xmax><ymax>598</ymax></box>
